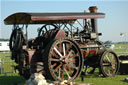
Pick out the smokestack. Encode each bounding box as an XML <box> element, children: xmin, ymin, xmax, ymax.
<box><xmin>89</xmin><ymin>6</ymin><xmax>99</xmax><ymax>39</ymax></box>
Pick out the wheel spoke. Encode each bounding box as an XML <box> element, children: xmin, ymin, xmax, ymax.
<box><xmin>51</xmin><ymin>51</ymin><xmax>58</xmax><ymax>58</ymax></box>
<box><xmin>102</xmin><ymin>63</ymin><xmax>110</xmax><ymax>66</ymax></box>
<box><xmin>51</xmin><ymin>63</ymin><xmax>57</xmax><ymax>68</ymax></box>
<box><xmin>111</xmin><ymin>65</ymin><xmax>114</xmax><ymax>73</ymax></box>
<box><xmin>54</xmin><ymin>47</ymin><xmax>63</xmax><ymax>58</ymax></box>
<box><xmin>111</xmin><ymin>54</ymin><xmax>116</xmax><ymax>73</ymax></box>
<box><xmin>111</xmin><ymin>57</ymin><xmax>116</xmax><ymax>72</ymax></box>
<box><xmin>69</xmin><ymin>60</ymin><xmax>76</xmax><ymax>63</ymax></box>
<box><xmin>66</xmin><ymin>50</ymin><xmax>72</xmax><ymax>58</ymax></box>
<box><xmin>59</xmin><ymin>42</ymin><xmax>62</xmax><ymax>53</ymax></box>
<box><xmin>64</xmin><ymin>68</ymin><xmax>71</xmax><ymax>79</ymax></box>
<box><xmin>59</xmin><ymin>67</ymin><xmax>61</xmax><ymax>79</ymax></box>
<box><xmin>69</xmin><ymin>54</ymin><xmax>78</xmax><ymax>59</ymax></box>
<box><xmin>50</xmin><ymin>58</ymin><xmax>60</xmax><ymax>62</ymax></box>
<box><xmin>45</xmin><ymin>26</ymin><xmax>48</xmax><ymax>32</ymax></box>
<box><xmin>112</xmin><ymin>62</ymin><xmax>117</xmax><ymax>65</ymax></box>
<box><xmin>65</xmin><ymin>43</ymin><xmax>72</xmax><ymax>54</ymax></box>
<box><xmin>66</xmin><ymin>63</ymin><xmax>72</xmax><ymax>75</ymax></box>
<box><xmin>107</xmin><ymin>67</ymin><xmax>111</xmax><ymax>75</ymax></box>
<box><xmin>53</xmin><ymin>64</ymin><xmax>62</xmax><ymax>73</ymax></box>
<box><xmin>63</xmin><ymin>43</ymin><xmax>66</xmax><ymax>56</ymax></box>
<box><xmin>111</xmin><ymin>56</ymin><xmax>117</xmax><ymax>65</ymax></box>
<box><xmin>111</xmin><ymin>54</ymin><xmax>114</xmax><ymax>61</ymax></box>
<box><xmin>62</xmin><ymin>64</ymin><xmax>65</xmax><ymax>80</ymax></box>
<box><xmin>111</xmin><ymin>62</ymin><xmax>117</xmax><ymax>71</ymax></box>
<box><xmin>106</xmin><ymin>55</ymin><xmax>110</xmax><ymax>62</ymax></box>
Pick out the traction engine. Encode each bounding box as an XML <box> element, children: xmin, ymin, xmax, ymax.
<box><xmin>4</xmin><ymin>6</ymin><xmax>120</xmax><ymax>82</ymax></box>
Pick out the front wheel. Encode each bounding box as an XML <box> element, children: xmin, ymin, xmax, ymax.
<box><xmin>43</xmin><ymin>38</ymin><xmax>83</xmax><ymax>82</ymax></box>
<box><xmin>100</xmin><ymin>50</ymin><xmax>120</xmax><ymax>77</ymax></box>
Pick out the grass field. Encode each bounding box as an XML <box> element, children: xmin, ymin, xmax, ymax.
<box><xmin>0</xmin><ymin>43</ymin><xmax>128</xmax><ymax>85</ymax></box>
<box><xmin>113</xmin><ymin>43</ymin><xmax>128</xmax><ymax>55</ymax></box>
<box><xmin>76</xmin><ymin>73</ymin><xmax>128</xmax><ymax>85</ymax></box>
<box><xmin>0</xmin><ymin>74</ymin><xmax>128</xmax><ymax>85</ymax></box>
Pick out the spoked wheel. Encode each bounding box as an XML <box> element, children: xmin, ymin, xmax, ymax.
<box><xmin>43</xmin><ymin>38</ymin><xmax>83</xmax><ymax>81</ymax></box>
<box><xmin>9</xmin><ymin>29</ymin><xmax>22</xmax><ymax>51</ymax></box>
<box><xmin>38</xmin><ymin>24</ymin><xmax>58</xmax><ymax>37</ymax></box>
<box><xmin>100</xmin><ymin>50</ymin><xmax>120</xmax><ymax>77</ymax></box>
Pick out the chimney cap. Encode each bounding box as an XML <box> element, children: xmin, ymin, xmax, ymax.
<box><xmin>89</xmin><ymin>6</ymin><xmax>98</xmax><ymax>12</ymax></box>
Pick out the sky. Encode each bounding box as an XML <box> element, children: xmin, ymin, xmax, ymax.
<box><xmin>0</xmin><ymin>0</ymin><xmax>128</xmax><ymax>42</ymax></box>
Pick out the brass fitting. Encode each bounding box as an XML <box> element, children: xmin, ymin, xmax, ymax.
<box><xmin>89</xmin><ymin>6</ymin><xmax>98</xmax><ymax>13</ymax></box>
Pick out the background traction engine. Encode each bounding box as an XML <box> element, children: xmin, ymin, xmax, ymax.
<box><xmin>4</xmin><ymin>6</ymin><xmax>120</xmax><ymax>82</ymax></box>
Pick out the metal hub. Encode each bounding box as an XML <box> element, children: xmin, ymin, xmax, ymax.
<box><xmin>60</xmin><ymin>57</ymin><xmax>69</xmax><ymax>64</ymax></box>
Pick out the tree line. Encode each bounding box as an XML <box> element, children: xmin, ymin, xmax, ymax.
<box><xmin>0</xmin><ymin>38</ymin><xmax>9</xmax><ymax>41</ymax></box>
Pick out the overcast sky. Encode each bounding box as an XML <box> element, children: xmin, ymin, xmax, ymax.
<box><xmin>0</xmin><ymin>0</ymin><xmax>128</xmax><ymax>42</ymax></box>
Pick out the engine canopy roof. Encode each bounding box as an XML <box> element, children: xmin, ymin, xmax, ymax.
<box><xmin>4</xmin><ymin>12</ymin><xmax>105</xmax><ymax>25</ymax></box>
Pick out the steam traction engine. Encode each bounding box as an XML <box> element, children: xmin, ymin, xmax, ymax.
<box><xmin>4</xmin><ymin>6</ymin><xmax>120</xmax><ymax>81</ymax></box>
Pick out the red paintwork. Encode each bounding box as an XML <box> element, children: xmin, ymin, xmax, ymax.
<box><xmin>83</xmin><ymin>49</ymin><xmax>97</xmax><ymax>57</ymax></box>
<box><xmin>31</xmin><ymin>15</ymin><xmax>104</xmax><ymax>21</ymax></box>
<box><xmin>27</xmin><ymin>50</ymin><xmax>35</xmax><ymax>64</ymax></box>
<box><xmin>89</xmin><ymin>50</ymin><xmax>97</xmax><ymax>55</ymax></box>
<box><xmin>55</xmin><ymin>29</ymin><xmax>66</xmax><ymax>38</ymax></box>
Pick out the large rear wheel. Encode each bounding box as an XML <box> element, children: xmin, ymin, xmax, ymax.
<box><xmin>43</xmin><ymin>38</ymin><xmax>83</xmax><ymax>81</ymax></box>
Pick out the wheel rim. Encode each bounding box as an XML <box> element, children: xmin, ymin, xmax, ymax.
<box><xmin>9</xmin><ymin>29</ymin><xmax>18</xmax><ymax>51</ymax></box>
<box><xmin>48</xmin><ymin>39</ymin><xmax>83</xmax><ymax>81</ymax></box>
<box><xmin>100</xmin><ymin>51</ymin><xmax>119</xmax><ymax>77</ymax></box>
